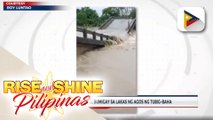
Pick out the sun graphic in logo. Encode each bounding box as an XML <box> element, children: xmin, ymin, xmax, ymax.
<box><xmin>31</xmin><ymin>72</ymin><xmax>64</xmax><ymax>120</ymax></box>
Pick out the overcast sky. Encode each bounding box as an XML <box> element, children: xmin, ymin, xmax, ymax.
<box><xmin>91</xmin><ymin>7</ymin><xmax>105</xmax><ymax>16</ymax></box>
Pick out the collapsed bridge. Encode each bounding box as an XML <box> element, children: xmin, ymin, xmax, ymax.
<box><xmin>77</xmin><ymin>17</ymin><xmax>136</xmax><ymax>55</ymax></box>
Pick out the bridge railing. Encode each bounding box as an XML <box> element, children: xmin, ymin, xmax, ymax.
<box><xmin>77</xmin><ymin>27</ymin><xmax>114</xmax><ymax>41</ymax></box>
<box><xmin>99</xmin><ymin>17</ymin><xmax>114</xmax><ymax>29</ymax></box>
<box><xmin>127</xmin><ymin>18</ymin><xmax>136</xmax><ymax>33</ymax></box>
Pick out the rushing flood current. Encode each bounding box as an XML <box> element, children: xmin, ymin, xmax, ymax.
<box><xmin>77</xmin><ymin>30</ymin><xmax>136</xmax><ymax>96</ymax></box>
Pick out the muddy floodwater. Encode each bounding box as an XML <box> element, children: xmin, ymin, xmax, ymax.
<box><xmin>77</xmin><ymin>31</ymin><xmax>136</xmax><ymax>97</ymax></box>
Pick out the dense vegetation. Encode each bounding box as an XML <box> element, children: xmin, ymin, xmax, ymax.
<box><xmin>77</xmin><ymin>7</ymin><xmax>136</xmax><ymax>28</ymax></box>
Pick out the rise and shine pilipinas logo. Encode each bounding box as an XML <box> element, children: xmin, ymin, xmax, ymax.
<box><xmin>3</xmin><ymin>72</ymin><xmax>103</xmax><ymax>120</ymax></box>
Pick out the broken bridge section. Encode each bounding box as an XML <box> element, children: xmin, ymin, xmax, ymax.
<box><xmin>77</xmin><ymin>17</ymin><xmax>136</xmax><ymax>55</ymax></box>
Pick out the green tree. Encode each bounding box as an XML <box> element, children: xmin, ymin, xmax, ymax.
<box><xmin>102</xmin><ymin>7</ymin><xmax>120</xmax><ymax>18</ymax></box>
<box><xmin>77</xmin><ymin>7</ymin><xmax>136</xmax><ymax>28</ymax></box>
<box><xmin>100</xmin><ymin>7</ymin><xmax>136</xmax><ymax>22</ymax></box>
<box><xmin>77</xmin><ymin>7</ymin><xmax>100</xmax><ymax>27</ymax></box>
<box><xmin>129</xmin><ymin>8</ymin><xmax>136</xmax><ymax>19</ymax></box>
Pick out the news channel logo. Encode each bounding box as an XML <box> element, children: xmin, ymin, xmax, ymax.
<box><xmin>177</xmin><ymin>7</ymin><xmax>205</xmax><ymax>32</ymax></box>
